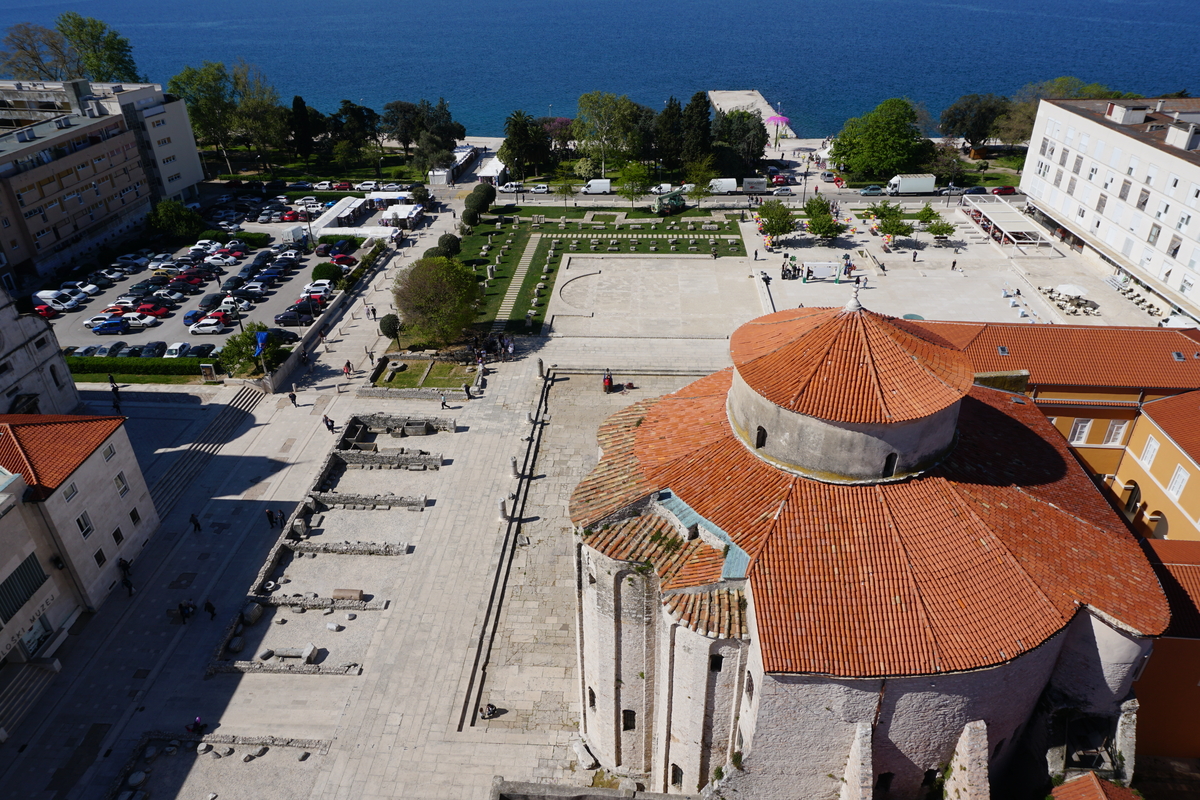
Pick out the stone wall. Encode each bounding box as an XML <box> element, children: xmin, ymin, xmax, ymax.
<box><xmin>1047</xmin><ymin>612</ymin><xmax>1152</xmax><ymax>715</ymax></box>
<box><xmin>289</xmin><ymin>540</ymin><xmax>411</xmax><ymax>556</ymax></box>
<box><xmin>336</xmin><ymin>449</ymin><xmax>442</xmax><ymax>468</ymax></box>
<box><xmin>838</xmin><ymin>723</ymin><xmax>873</xmax><ymax>800</ymax></box>
<box><xmin>209</xmin><ymin>660</ymin><xmax>363</xmax><ymax>676</ymax></box>
<box><xmin>353</xmin><ymin>411</ymin><xmax>457</xmax><ymax>433</ymax></box>
<box><xmin>310</xmin><ymin>491</ymin><xmax>426</xmax><ymax>510</ymax></box>
<box><xmin>944</xmin><ymin>721</ymin><xmax>991</xmax><ymax>800</ymax></box>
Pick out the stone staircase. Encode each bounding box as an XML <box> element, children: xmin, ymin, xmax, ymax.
<box><xmin>148</xmin><ymin>386</ymin><xmax>264</xmax><ymax>515</ymax></box>
<box><xmin>0</xmin><ymin>661</ymin><xmax>59</xmax><ymax>742</ymax></box>
<box><xmin>492</xmin><ymin>234</ymin><xmax>541</xmax><ymax>332</ymax></box>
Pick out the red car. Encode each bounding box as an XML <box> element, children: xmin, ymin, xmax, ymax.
<box><xmin>203</xmin><ymin>311</ymin><xmax>233</xmax><ymax>326</ymax></box>
<box><xmin>333</xmin><ymin>181</ymin><xmax>351</xmax><ymax>190</ymax></box>
<box><xmin>216</xmin><ymin>248</ymin><xmax>246</xmax><ymax>258</ymax></box>
<box><xmin>136</xmin><ymin>303</ymin><xmax>171</xmax><ymax>317</ymax></box>
<box><xmin>992</xmin><ymin>185</ymin><xmax>1017</xmax><ymax>195</ymax></box>
<box><xmin>330</xmin><ymin>254</ymin><xmax>358</xmax><ymax>267</ymax></box>
<box><xmin>173</xmin><ymin>275</ymin><xmax>204</xmax><ymax>285</ymax></box>
<box><xmin>282</xmin><ymin>211</ymin><xmax>300</xmax><ymax>222</ymax></box>
<box><xmin>35</xmin><ymin>304</ymin><xmax>58</xmax><ymax>319</ymax></box>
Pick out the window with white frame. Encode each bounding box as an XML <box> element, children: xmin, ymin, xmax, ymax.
<box><xmin>1068</xmin><ymin>418</ymin><xmax>1093</xmax><ymax>444</ymax></box>
<box><xmin>151</xmin><ymin>118</ymin><xmax>166</xmax><ymax>128</ymax></box>
<box><xmin>1167</xmin><ymin>465</ymin><xmax>1189</xmax><ymax>499</ymax></box>
<box><xmin>1088</xmin><ymin>165</ymin><xmax>1098</xmax><ymax>182</ymax></box>
<box><xmin>1141</xmin><ymin>435</ymin><xmax>1160</xmax><ymax>466</ymax></box>
<box><xmin>1178</xmin><ymin>212</ymin><xmax>1191</xmax><ymax>231</ymax></box>
<box><xmin>114</xmin><ymin>471</ymin><xmax>129</xmax><ymax>497</ymax></box>
<box><xmin>63</xmin><ymin>481</ymin><xmax>78</xmax><ymax>502</ymax></box>
<box><xmin>76</xmin><ymin>511</ymin><xmax>94</xmax><ymax>538</ymax></box>
<box><xmin>1102</xmin><ymin>420</ymin><xmax>1128</xmax><ymax>445</ymax></box>
<box><xmin>1127</xmin><ymin>156</ymin><xmax>1139</xmax><ymax>176</ymax></box>
<box><xmin>103</xmin><ymin>443</ymin><xmax>115</xmax><ymax>461</ymax></box>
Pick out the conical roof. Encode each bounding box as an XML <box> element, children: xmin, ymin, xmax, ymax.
<box><xmin>730</xmin><ymin>305</ymin><xmax>975</xmax><ymax>424</ymax></box>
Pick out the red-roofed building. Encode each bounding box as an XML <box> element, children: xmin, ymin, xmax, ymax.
<box><xmin>0</xmin><ymin>414</ymin><xmax>158</xmax><ymax>675</ymax></box>
<box><xmin>1052</xmin><ymin>772</ymin><xmax>1141</xmax><ymax>800</ymax></box>
<box><xmin>569</xmin><ymin>303</ymin><xmax>1169</xmax><ymax>800</ymax></box>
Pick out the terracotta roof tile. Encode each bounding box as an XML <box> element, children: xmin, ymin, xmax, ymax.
<box><xmin>1140</xmin><ymin>389</ymin><xmax>1200</xmax><ymax>462</ymax></box>
<box><xmin>0</xmin><ymin>415</ymin><xmax>125</xmax><ymax>500</ymax></box>
<box><xmin>574</xmin><ymin>372</ymin><xmax>1169</xmax><ymax>678</ymax></box>
<box><xmin>900</xmin><ymin>319</ymin><xmax>1200</xmax><ymax>390</ymax></box>
<box><xmin>569</xmin><ymin>400</ymin><xmax>655</xmax><ymax>527</ymax></box>
<box><xmin>583</xmin><ymin>515</ymin><xmax>724</xmax><ymax>592</ymax></box>
<box><xmin>664</xmin><ymin>588</ymin><xmax>748</xmax><ymax>639</ymax></box>
<box><xmin>731</xmin><ymin>307</ymin><xmax>974</xmax><ymax>423</ymax></box>
<box><xmin>1145</xmin><ymin>539</ymin><xmax>1200</xmax><ymax>639</ymax></box>
<box><xmin>1051</xmin><ymin>772</ymin><xmax>1140</xmax><ymax>800</ymax></box>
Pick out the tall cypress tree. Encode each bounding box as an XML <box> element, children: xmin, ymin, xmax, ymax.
<box><xmin>681</xmin><ymin>91</ymin><xmax>713</xmax><ymax>166</ymax></box>
<box><xmin>292</xmin><ymin>95</ymin><xmax>313</xmax><ymax>167</ymax></box>
<box><xmin>655</xmin><ymin>97</ymin><xmax>683</xmax><ymax>171</ymax></box>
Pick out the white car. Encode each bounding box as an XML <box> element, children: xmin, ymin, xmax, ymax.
<box><xmin>314</xmin><ymin>181</ymin><xmax>333</xmax><ymax>190</ymax></box>
<box><xmin>303</xmin><ymin>280</ymin><xmax>334</xmax><ymax>295</ymax></box>
<box><xmin>97</xmin><ymin>268</ymin><xmax>126</xmax><ymax>281</ymax></box>
<box><xmin>381</xmin><ymin>183</ymin><xmax>401</xmax><ymax>191</ymax></box>
<box><xmin>219</xmin><ymin>221</ymin><xmax>243</xmax><ymax>233</ymax></box>
<box><xmin>498</xmin><ymin>182</ymin><xmax>523</xmax><ymax>193</ymax></box>
<box><xmin>59</xmin><ymin>287</ymin><xmax>90</xmax><ymax>304</ymax></box>
<box><xmin>154</xmin><ymin>289</ymin><xmax>187</xmax><ymax>304</ymax></box>
<box><xmin>278</xmin><ymin>250</ymin><xmax>303</xmax><ymax>261</ymax></box>
<box><xmin>294</xmin><ymin>196</ymin><xmax>317</xmax><ymax>206</ymax></box>
<box><xmin>84</xmin><ymin>313</ymin><xmax>122</xmax><ymax>328</ymax></box>
<box><xmin>205</xmin><ymin>255</ymin><xmax>238</xmax><ymax>266</ymax></box>
<box><xmin>243</xmin><ymin>281</ymin><xmax>269</xmax><ymax>294</ymax></box>
<box><xmin>62</xmin><ymin>281</ymin><xmax>100</xmax><ymax>296</ymax></box>
<box><xmin>218</xmin><ymin>297</ymin><xmax>252</xmax><ymax>313</ymax></box>
<box><xmin>121</xmin><ymin>312</ymin><xmax>161</xmax><ymax>329</ymax></box>
<box><xmin>116</xmin><ymin>253</ymin><xmax>150</xmax><ymax>266</ymax></box>
<box><xmin>164</xmin><ymin>342</ymin><xmax>190</xmax><ymax>358</ymax></box>
<box><xmin>194</xmin><ymin>240</ymin><xmax>222</xmax><ymax>252</ymax></box>
<box><xmin>189</xmin><ymin>318</ymin><xmax>225</xmax><ymax>335</ymax></box>
<box><xmin>531</xmin><ymin>184</ymin><xmax>549</xmax><ymax>194</ymax></box>
<box><xmin>354</xmin><ymin>181</ymin><xmax>378</xmax><ymax>191</ymax></box>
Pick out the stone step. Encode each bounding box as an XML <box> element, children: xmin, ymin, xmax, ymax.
<box><xmin>0</xmin><ymin>663</ymin><xmax>57</xmax><ymax>739</ymax></box>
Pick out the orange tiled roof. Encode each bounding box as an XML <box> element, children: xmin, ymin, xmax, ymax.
<box><xmin>568</xmin><ymin>400</ymin><xmax>655</xmax><ymax>527</ymax></box>
<box><xmin>572</xmin><ymin>373</ymin><xmax>1169</xmax><ymax>678</ymax></box>
<box><xmin>730</xmin><ymin>307</ymin><xmax>975</xmax><ymax>423</ymax></box>
<box><xmin>1051</xmin><ymin>772</ymin><xmax>1140</xmax><ymax>800</ymax></box>
<box><xmin>584</xmin><ymin>515</ymin><xmax>724</xmax><ymax>592</ymax></box>
<box><xmin>0</xmin><ymin>415</ymin><xmax>125</xmax><ymax>500</ymax></box>
<box><xmin>664</xmin><ymin>588</ymin><xmax>748</xmax><ymax>639</ymax></box>
<box><xmin>1146</xmin><ymin>539</ymin><xmax>1200</xmax><ymax>639</ymax></box>
<box><xmin>900</xmin><ymin>319</ymin><xmax>1200</xmax><ymax>390</ymax></box>
<box><xmin>1140</xmin><ymin>389</ymin><xmax>1200</xmax><ymax>463</ymax></box>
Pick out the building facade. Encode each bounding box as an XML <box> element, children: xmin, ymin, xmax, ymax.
<box><xmin>1019</xmin><ymin>98</ymin><xmax>1200</xmax><ymax>326</ymax></box>
<box><xmin>569</xmin><ymin>303</ymin><xmax>1169</xmax><ymax>799</ymax></box>
<box><xmin>0</xmin><ymin>287</ymin><xmax>80</xmax><ymax>414</ymax></box>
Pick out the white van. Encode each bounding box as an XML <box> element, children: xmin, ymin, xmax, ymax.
<box><xmin>581</xmin><ymin>179</ymin><xmax>612</xmax><ymax>194</ymax></box>
<box><xmin>820</xmin><ymin>171</ymin><xmax>837</xmax><ymax>183</ymax></box>
<box><xmin>34</xmin><ymin>290</ymin><xmax>78</xmax><ymax>311</ymax></box>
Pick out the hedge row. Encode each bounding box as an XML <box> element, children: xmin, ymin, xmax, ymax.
<box><xmin>68</xmin><ymin>356</ymin><xmax>209</xmax><ymax>375</ymax></box>
<box><xmin>197</xmin><ymin>230</ymin><xmax>272</xmax><ymax>249</ymax></box>
<box><xmin>318</xmin><ymin>235</ymin><xmax>366</xmax><ymax>251</ymax></box>
<box><xmin>339</xmin><ymin>241</ymin><xmax>388</xmax><ymax>291</ymax></box>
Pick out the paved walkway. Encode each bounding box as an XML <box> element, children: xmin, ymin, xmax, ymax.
<box><xmin>492</xmin><ymin>233</ymin><xmax>541</xmax><ymax>332</ymax></box>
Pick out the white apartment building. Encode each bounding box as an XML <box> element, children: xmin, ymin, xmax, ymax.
<box><xmin>1020</xmin><ymin>98</ymin><xmax>1200</xmax><ymax>325</ymax></box>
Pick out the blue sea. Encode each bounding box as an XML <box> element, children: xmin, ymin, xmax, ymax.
<box><xmin>1</xmin><ymin>0</ymin><xmax>1197</xmax><ymax>137</ymax></box>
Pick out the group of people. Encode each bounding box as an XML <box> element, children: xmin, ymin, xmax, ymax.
<box><xmin>471</xmin><ymin>334</ymin><xmax>516</xmax><ymax>364</ymax></box>
<box><xmin>264</xmin><ymin>508</ymin><xmax>288</xmax><ymax>528</ymax></box>
<box><xmin>177</xmin><ymin>598</ymin><xmax>218</xmax><ymax>624</ymax></box>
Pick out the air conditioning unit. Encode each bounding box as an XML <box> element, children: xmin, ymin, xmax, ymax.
<box><xmin>15</xmin><ymin>129</ymin><xmax>35</xmax><ymax>142</ymax></box>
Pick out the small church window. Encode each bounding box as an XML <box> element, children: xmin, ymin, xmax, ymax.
<box><xmin>588</xmin><ymin>688</ymin><xmax>595</xmax><ymax>709</ymax></box>
<box><xmin>710</xmin><ymin>654</ymin><xmax>724</xmax><ymax>672</ymax></box>
<box><xmin>671</xmin><ymin>764</ymin><xmax>684</xmax><ymax>786</ymax></box>
<box><xmin>622</xmin><ymin>709</ymin><xmax>636</xmax><ymax>730</ymax></box>
<box><xmin>755</xmin><ymin>426</ymin><xmax>767</xmax><ymax>449</ymax></box>
<box><xmin>745</xmin><ymin>673</ymin><xmax>754</xmax><ymax>699</ymax></box>
<box><xmin>882</xmin><ymin>453</ymin><xmax>898</xmax><ymax>478</ymax></box>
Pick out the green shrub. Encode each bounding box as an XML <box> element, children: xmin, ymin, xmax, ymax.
<box><xmin>423</xmin><ymin>246</ymin><xmax>448</xmax><ymax>259</ymax></box>
<box><xmin>312</xmin><ymin>263</ymin><xmax>342</xmax><ymax>283</ymax></box>
<box><xmin>199</xmin><ymin>229</ymin><xmax>231</xmax><ymax>243</ymax></box>
<box><xmin>380</xmin><ymin>313</ymin><xmax>400</xmax><ymax>341</ymax></box>
<box><xmin>464</xmin><ymin>194</ymin><xmax>487</xmax><ymax>215</ymax></box>
<box><xmin>472</xmin><ymin>183</ymin><xmax>496</xmax><ymax>206</ymax></box>
<box><xmin>462</xmin><ymin>208</ymin><xmax>480</xmax><ymax>227</ymax></box>
<box><xmin>239</xmin><ymin>232</ymin><xmax>271</xmax><ymax>249</ymax></box>
<box><xmin>318</xmin><ymin>234</ymin><xmax>366</xmax><ymax>252</ymax></box>
<box><xmin>438</xmin><ymin>233</ymin><xmax>462</xmax><ymax>255</ymax></box>
<box><xmin>68</xmin><ymin>356</ymin><xmax>205</xmax><ymax>375</ymax></box>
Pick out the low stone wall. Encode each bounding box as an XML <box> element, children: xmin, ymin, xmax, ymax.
<box><xmin>210</xmin><ymin>660</ymin><xmax>362</xmax><ymax>676</ymax></box>
<box><xmin>289</xmin><ymin>540</ymin><xmax>411</xmax><ymax>556</ymax></box>
<box><xmin>354</xmin><ymin>411</ymin><xmax>458</xmax><ymax>433</ymax></box>
<box><xmin>337</xmin><ymin>449</ymin><xmax>442</xmax><ymax>468</ymax></box>
<box><xmin>257</xmin><ymin>594</ymin><xmax>390</xmax><ymax>611</ymax></box>
<box><xmin>311</xmin><ymin>491</ymin><xmax>426</xmax><ymax>510</ymax></box>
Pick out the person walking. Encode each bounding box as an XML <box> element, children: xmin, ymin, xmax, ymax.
<box><xmin>912</xmin><ymin>251</ymin><xmax>918</xmax><ymax>262</ymax></box>
<box><xmin>189</xmin><ymin>513</ymin><xmax>202</xmax><ymax>533</ymax></box>
<box><xmin>108</xmin><ymin>373</ymin><xmax>117</xmax><ymax>390</ymax></box>
<box><xmin>177</xmin><ymin>602</ymin><xmax>188</xmax><ymax>624</ymax></box>
<box><xmin>121</xmin><ymin>576</ymin><xmax>134</xmax><ymax>596</ymax></box>
<box><xmin>440</xmin><ymin>393</ymin><xmax>448</xmax><ymax>409</ymax></box>
<box><xmin>754</xmin><ymin>249</ymin><xmax>758</xmax><ymax>261</ymax></box>
<box><xmin>951</xmin><ymin>260</ymin><xmax>957</xmax><ymax>271</ymax></box>
<box><xmin>112</xmin><ymin>399</ymin><xmax>122</xmax><ymax>415</ymax></box>
<box><xmin>265</xmin><ymin>509</ymin><xmax>275</xmax><ymax>528</ymax></box>
<box><xmin>323</xmin><ymin>414</ymin><xmax>335</xmax><ymax>432</ymax></box>
<box><xmin>367</xmin><ymin>351</ymin><xmax>375</xmax><ymax>366</ymax></box>
<box><xmin>204</xmin><ymin>600</ymin><xmax>217</xmax><ymax>620</ymax></box>
<box><xmin>288</xmin><ymin>391</ymin><xmax>297</xmax><ymax>407</ymax></box>
<box><xmin>277</xmin><ymin>509</ymin><xmax>286</xmax><ymax>529</ymax></box>
<box><xmin>343</xmin><ymin>361</ymin><xmax>352</xmax><ymax>378</ymax></box>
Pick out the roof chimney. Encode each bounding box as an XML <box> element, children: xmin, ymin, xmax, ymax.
<box><xmin>1155</xmin><ymin>99</ymin><xmax>1165</xmax><ymax>113</ymax></box>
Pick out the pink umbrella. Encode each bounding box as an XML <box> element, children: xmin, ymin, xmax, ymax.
<box><xmin>766</xmin><ymin>115</ymin><xmax>790</xmax><ymax>146</ymax></box>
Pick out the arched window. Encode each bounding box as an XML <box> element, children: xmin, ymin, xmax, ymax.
<box><xmin>622</xmin><ymin>709</ymin><xmax>636</xmax><ymax>730</ymax></box>
<box><xmin>1123</xmin><ymin>481</ymin><xmax>1142</xmax><ymax>515</ymax></box>
<box><xmin>882</xmin><ymin>452</ymin><xmax>898</xmax><ymax>478</ymax></box>
<box><xmin>588</xmin><ymin>688</ymin><xmax>595</xmax><ymax>709</ymax></box>
<box><xmin>755</xmin><ymin>426</ymin><xmax>767</xmax><ymax>449</ymax></box>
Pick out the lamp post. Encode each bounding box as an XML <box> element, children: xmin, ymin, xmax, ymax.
<box><xmin>226</xmin><ymin>295</ymin><xmax>244</xmax><ymax>332</ymax></box>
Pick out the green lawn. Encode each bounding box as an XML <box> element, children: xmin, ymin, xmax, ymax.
<box><xmin>459</xmin><ymin>218</ymin><xmax>532</xmax><ymax>332</ymax></box>
<box><xmin>374</xmin><ymin>359</ymin><xmax>473</xmax><ymax>389</ymax></box>
<box><xmin>490</xmin><ymin>203</ymin><xmax>714</xmax><ymax>221</ymax></box>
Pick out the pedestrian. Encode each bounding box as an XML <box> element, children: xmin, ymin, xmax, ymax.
<box><xmin>323</xmin><ymin>414</ymin><xmax>335</xmax><ymax>432</ymax></box>
<box><xmin>118</xmin><ymin>557</ymin><xmax>131</xmax><ymax>576</ymax></box>
<box><xmin>185</xmin><ymin>599</ymin><xmax>196</xmax><ymax>619</ymax></box>
<box><xmin>855</xmin><ymin>276</ymin><xmax>861</xmax><ymax>287</ymax></box>
<box><xmin>951</xmin><ymin>260</ymin><xmax>957</xmax><ymax>271</ymax></box>
<box><xmin>862</xmin><ymin>276</ymin><xmax>869</xmax><ymax>289</ymax></box>
<box><xmin>108</xmin><ymin>373</ymin><xmax>117</xmax><ymax>389</ymax></box>
<box><xmin>912</xmin><ymin>251</ymin><xmax>918</xmax><ymax>262</ymax></box>
<box><xmin>121</xmin><ymin>576</ymin><xmax>134</xmax><ymax>596</ymax></box>
<box><xmin>368</xmin><ymin>351</ymin><xmax>375</xmax><ymax>366</ymax></box>
<box><xmin>370</xmin><ymin>306</ymin><xmax>376</xmax><ymax>320</ymax></box>
<box><xmin>343</xmin><ymin>361</ymin><xmax>352</xmax><ymax>378</ymax></box>
<box><xmin>265</xmin><ymin>509</ymin><xmax>275</xmax><ymax>528</ymax></box>
<box><xmin>754</xmin><ymin>249</ymin><xmax>758</xmax><ymax>261</ymax></box>
<box><xmin>189</xmin><ymin>513</ymin><xmax>202</xmax><ymax>533</ymax></box>
<box><xmin>178</xmin><ymin>602</ymin><xmax>188</xmax><ymax>624</ymax></box>
<box><xmin>277</xmin><ymin>509</ymin><xmax>285</xmax><ymax>528</ymax></box>
<box><xmin>288</xmin><ymin>391</ymin><xmax>297</xmax><ymax>407</ymax></box>
<box><xmin>440</xmin><ymin>393</ymin><xmax>448</xmax><ymax>409</ymax></box>
<box><xmin>507</xmin><ymin>341</ymin><xmax>514</xmax><ymax>360</ymax></box>
<box><xmin>204</xmin><ymin>600</ymin><xmax>217</xmax><ymax>620</ymax></box>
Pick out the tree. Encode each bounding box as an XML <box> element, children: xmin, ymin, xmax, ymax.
<box><xmin>420</xmin><ymin>98</ymin><xmax>466</xmax><ymax>150</ymax></box>
<box><xmin>54</xmin><ymin>12</ymin><xmax>140</xmax><ymax>82</ymax></box>
<box><xmin>878</xmin><ymin>217</ymin><xmax>915</xmax><ymax>238</ymax></box>
<box><xmin>333</xmin><ymin>140</ymin><xmax>360</xmax><ymax>172</ymax></box>
<box><xmin>926</xmin><ymin>220</ymin><xmax>956</xmax><ymax>238</ymax></box>
<box><xmin>423</xmin><ymin>247</ymin><xmax>449</xmax><ymax>259</ymax></box>
<box><xmin>685</xmin><ymin>155</ymin><xmax>716</xmax><ymax>204</ymax></box>
<box><xmin>543</xmin><ymin>117</ymin><xmax>574</xmax><ymax>155</ymax></box>
<box><xmin>574</xmin><ymin>91</ymin><xmax>637</xmax><ymax>176</ymax></box>
<box><xmin>830</xmin><ymin>98</ymin><xmax>932</xmax><ymax>178</ymax></box>
<box><xmin>864</xmin><ymin>200</ymin><xmax>903</xmax><ymax>220</ymax></box>
<box><xmin>464</xmin><ymin>193</ymin><xmax>487</xmax><ymax>217</ymax></box>
<box><xmin>757</xmin><ymin>200</ymin><xmax>796</xmax><ymax>239</ymax></box>
<box><xmin>473</xmin><ymin>183</ymin><xmax>496</xmax><ymax>207</ymax></box>
<box><xmin>616</xmin><ymin>163</ymin><xmax>652</xmax><ymax>209</ymax></box>
<box><xmin>915</xmin><ymin>204</ymin><xmax>941</xmax><ymax>225</ymax></box>
<box><xmin>656</xmin><ymin>96</ymin><xmax>684</xmax><ymax>171</ymax></box>
<box><xmin>231</xmin><ymin>60</ymin><xmax>288</xmax><ymax>168</ymax></box>
<box><xmin>438</xmin><ymin>233</ymin><xmax>462</xmax><ymax>256</ymax></box>
<box><xmin>462</xmin><ymin>208</ymin><xmax>480</xmax><ymax>227</ymax></box>
<box><xmin>382</xmin><ymin>100</ymin><xmax>423</xmax><ymax>156</ymax></box>
<box><xmin>330</xmin><ymin>99</ymin><xmax>380</xmax><ymax>150</ymax></box>
<box><xmin>169</xmin><ymin>61</ymin><xmax>238</xmax><ymax>174</ymax></box>
<box><xmin>218</xmin><ymin>322</ymin><xmax>279</xmax><ymax>375</ymax></box>
<box><xmin>379</xmin><ymin>313</ymin><xmax>401</xmax><ymax>347</ymax></box>
<box><xmin>554</xmin><ymin>163</ymin><xmax>576</xmax><ymax>209</ymax></box>
<box><xmin>409</xmin><ymin>185</ymin><xmax>431</xmax><ymax>205</ymax></box>
<box><xmin>0</xmin><ymin>23</ymin><xmax>79</xmax><ymax>79</ymax></box>
<box><xmin>394</xmin><ymin>256</ymin><xmax>479</xmax><ymax>345</ymax></box>
<box><xmin>807</xmin><ymin>214</ymin><xmax>847</xmax><ymax>240</ymax></box>
<box><xmin>923</xmin><ymin>142</ymin><xmax>969</xmax><ymax>184</ymax></box>
<box><xmin>413</xmin><ymin>130</ymin><xmax>453</xmax><ymax>176</ymax></box>
<box><xmin>312</xmin><ymin>263</ymin><xmax>342</xmax><ymax>283</ymax></box>
<box><xmin>574</xmin><ymin>157</ymin><xmax>598</xmax><ymax>180</ymax></box>
<box><xmin>681</xmin><ymin>91</ymin><xmax>713</xmax><ymax>165</ymax></box>
<box><xmin>993</xmin><ymin>76</ymin><xmax>1142</xmax><ymax>147</ymax></box>
<box><xmin>714</xmin><ymin>110</ymin><xmax>768</xmax><ymax>169</ymax></box>
<box><xmin>146</xmin><ymin>200</ymin><xmax>204</xmax><ymax>240</ymax></box>
<box><xmin>498</xmin><ymin>110</ymin><xmax>550</xmax><ymax>180</ymax></box>
<box><xmin>292</xmin><ymin>96</ymin><xmax>315</xmax><ymax>166</ymax></box>
<box><xmin>803</xmin><ymin>196</ymin><xmax>831</xmax><ymax>218</ymax></box>
<box><xmin>939</xmin><ymin>94</ymin><xmax>1011</xmax><ymax>150</ymax></box>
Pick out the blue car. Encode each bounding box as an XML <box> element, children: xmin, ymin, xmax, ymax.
<box><xmin>183</xmin><ymin>309</ymin><xmax>206</xmax><ymax>325</ymax></box>
<box><xmin>93</xmin><ymin>319</ymin><xmax>129</xmax><ymax>335</ymax></box>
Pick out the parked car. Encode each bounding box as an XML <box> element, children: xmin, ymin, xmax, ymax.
<box><xmin>198</xmin><ymin>294</ymin><xmax>223</xmax><ymax>312</ymax></box>
<box><xmin>963</xmin><ymin>186</ymin><xmax>988</xmax><ymax>195</ymax></box>
<box><xmin>354</xmin><ymin>181</ymin><xmax>378</xmax><ymax>191</ymax></box>
<box><xmin>330</xmin><ymin>254</ymin><xmax>358</xmax><ymax>267</ymax></box>
<box><xmin>288</xmin><ymin>301</ymin><xmax>325</xmax><ymax>316</ymax></box>
<box><xmin>62</xmin><ymin>280</ymin><xmax>101</xmax><ymax>296</ymax></box>
<box><xmin>116</xmin><ymin>253</ymin><xmax>150</xmax><ymax>267</ymax></box>
<box><xmin>76</xmin><ymin>345</ymin><xmax>100</xmax><ymax>357</ymax></box>
<box><xmin>530</xmin><ymin>184</ymin><xmax>549</xmax><ymax>194</ymax></box>
<box><xmin>992</xmin><ymin>185</ymin><xmax>1017</xmax><ymax>195</ymax></box>
<box><xmin>189</xmin><ymin>318</ymin><xmax>225</xmax><ymax>335</ymax></box>
<box><xmin>121</xmin><ymin>312</ymin><xmax>161</xmax><ymax>329</ymax></box>
<box><xmin>230</xmin><ymin>288</ymin><xmax>265</xmax><ymax>303</ymax></box>
<box><xmin>314</xmin><ymin>243</ymin><xmax>332</xmax><ymax>257</ymax></box>
<box><xmin>95</xmin><ymin>341</ymin><xmax>127</xmax><ymax>357</ymax></box>
<box><xmin>222</xmin><ymin>277</ymin><xmax>246</xmax><ymax>292</ymax></box>
<box><xmin>164</xmin><ymin>342</ymin><xmax>191</xmax><ymax>358</ymax></box>
<box><xmin>303</xmin><ymin>280</ymin><xmax>334</xmax><ymax>295</ymax></box>
<box><xmin>332</xmin><ymin>181</ymin><xmax>351</xmax><ymax>190</ymax></box>
<box><xmin>34</xmin><ymin>304</ymin><xmax>58</xmax><ymax>319</ymax></box>
<box><xmin>93</xmin><ymin>319</ymin><xmax>129</xmax><ymax>335</ymax></box>
<box><xmin>117</xmin><ymin>344</ymin><xmax>144</xmax><ymax>358</ymax></box>
<box><xmin>153</xmin><ymin>289</ymin><xmax>186</xmax><ymax>305</ymax></box>
<box><xmin>938</xmin><ymin>186</ymin><xmax>968</xmax><ymax>196</ymax></box>
<box><xmin>859</xmin><ymin>185</ymin><xmax>884</xmax><ymax>196</ymax></box>
<box><xmin>183</xmin><ymin>310</ymin><xmax>206</xmax><ymax>326</ymax></box>
<box><xmin>84</xmin><ymin>312</ymin><xmax>122</xmax><ymax>328</ymax></box>
<box><xmin>313</xmin><ymin>181</ymin><xmax>332</xmax><ymax>190</ymax></box>
<box><xmin>293</xmin><ymin>197</ymin><xmax>317</xmax><ymax>206</ymax></box>
<box><xmin>218</xmin><ymin>296</ymin><xmax>252</xmax><ymax>313</ymax></box>
<box><xmin>381</xmin><ymin>183</ymin><xmax>401</xmax><ymax>191</ymax></box>
<box><xmin>135</xmin><ymin>303</ymin><xmax>171</xmax><ymax>317</ymax></box>
<box><xmin>189</xmin><ymin>343</ymin><xmax>217</xmax><ymax>358</ymax></box>
<box><xmin>274</xmin><ymin>310</ymin><xmax>313</xmax><ymax>327</ymax></box>
<box><xmin>96</xmin><ymin>267</ymin><xmax>127</xmax><ymax>281</ymax></box>
<box><xmin>287</xmin><ymin>181</ymin><xmax>312</xmax><ymax>190</ymax></box>
<box><xmin>59</xmin><ymin>287</ymin><xmax>90</xmax><ymax>304</ymax></box>
<box><xmin>266</xmin><ymin>327</ymin><xmax>301</xmax><ymax>344</ymax></box>
<box><xmin>205</xmin><ymin>254</ymin><xmax>238</xmax><ymax>267</ymax></box>
<box><xmin>140</xmin><ymin>341</ymin><xmax>167</xmax><ymax>358</ymax></box>
<box><xmin>772</xmin><ymin>188</ymin><xmax>795</xmax><ymax>195</ymax></box>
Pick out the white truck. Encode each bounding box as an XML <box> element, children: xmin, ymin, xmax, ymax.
<box><xmin>281</xmin><ymin>225</ymin><xmax>307</xmax><ymax>245</ymax></box>
<box><xmin>886</xmin><ymin>174</ymin><xmax>937</xmax><ymax>196</ymax></box>
<box><xmin>742</xmin><ymin>178</ymin><xmax>769</xmax><ymax>194</ymax></box>
<box><xmin>581</xmin><ymin>179</ymin><xmax>612</xmax><ymax>194</ymax></box>
<box><xmin>709</xmin><ymin>178</ymin><xmax>738</xmax><ymax>194</ymax></box>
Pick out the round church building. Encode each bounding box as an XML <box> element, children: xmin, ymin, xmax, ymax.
<box><xmin>568</xmin><ymin>301</ymin><xmax>1169</xmax><ymax>800</ymax></box>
